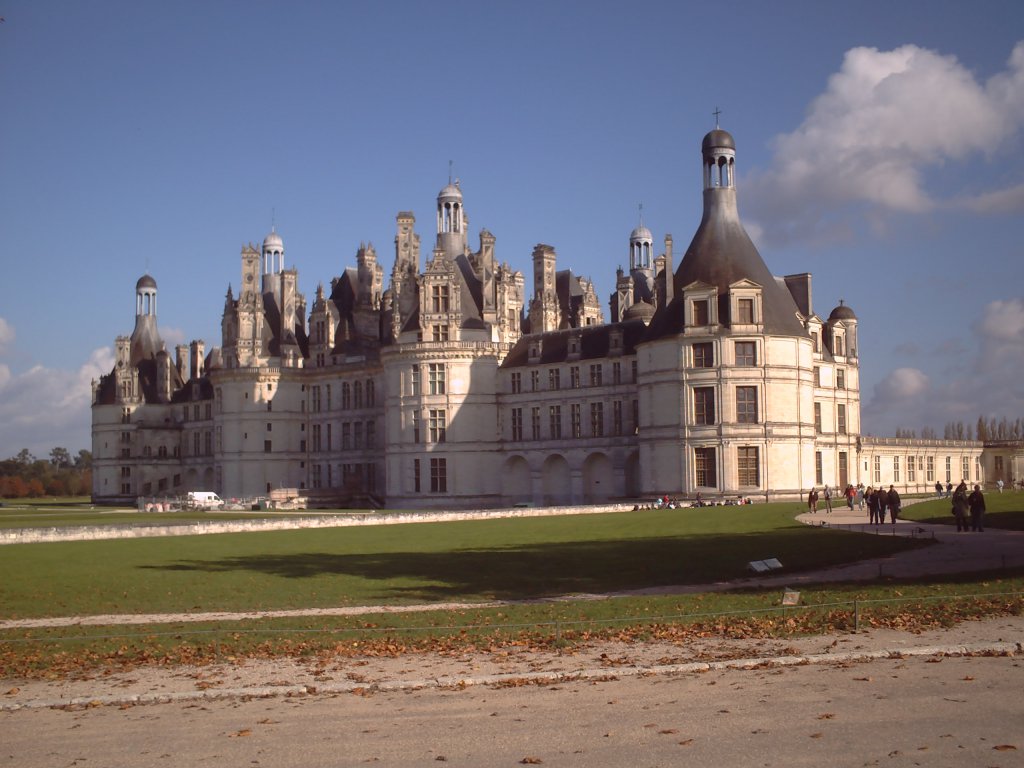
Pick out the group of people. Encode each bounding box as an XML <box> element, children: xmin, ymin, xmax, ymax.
<box><xmin>950</xmin><ymin>480</ymin><xmax>987</xmax><ymax>532</ymax></box>
<box><xmin>806</xmin><ymin>483</ymin><xmax>902</xmax><ymax>524</ymax></box>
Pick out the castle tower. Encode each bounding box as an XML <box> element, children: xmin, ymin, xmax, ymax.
<box><xmin>528</xmin><ymin>244</ymin><xmax>559</xmax><ymax>333</ymax></box>
<box><xmin>129</xmin><ymin>274</ymin><xmax>163</xmax><ymax>365</ymax></box>
<box><xmin>436</xmin><ymin>180</ymin><xmax>466</xmax><ymax>258</ymax></box>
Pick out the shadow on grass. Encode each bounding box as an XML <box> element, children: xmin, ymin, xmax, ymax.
<box><xmin>139</xmin><ymin>528</ymin><xmax>930</xmax><ymax>602</ymax></box>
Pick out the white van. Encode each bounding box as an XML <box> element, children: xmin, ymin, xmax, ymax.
<box><xmin>186</xmin><ymin>491</ymin><xmax>224</xmax><ymax>510</ymax></box>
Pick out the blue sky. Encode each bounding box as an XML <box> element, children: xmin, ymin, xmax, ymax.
<box><xmin>1</xmin><ymin>0</ymin><xmax>1022</xmax><ymax>458</ymax></box>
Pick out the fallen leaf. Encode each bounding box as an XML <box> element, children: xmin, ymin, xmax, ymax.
<box><xmin>520</xmin><ymin>758</ymin><xmax>543</xmax><ymax>765</ymax></box>
<box><xmin>993</xmin><ymin>745</ymin><xmax>1018</xmax><ymax>751</ymax></box>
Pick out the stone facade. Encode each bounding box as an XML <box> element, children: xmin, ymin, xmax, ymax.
<box><xmin>91</xmin><ymin>128</ymin><xmax>995</xmax><ymax>508</ymax></box>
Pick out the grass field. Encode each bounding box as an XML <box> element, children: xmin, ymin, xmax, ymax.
<box><xmin>0</xmin><ymin>503</ymin><xmax>927</xmax><ymax>619</ymax></box>
<box><xmin>900</xmin><ymin>491</ymin><xmax>1024</xmax><ymax>530</ymax></box>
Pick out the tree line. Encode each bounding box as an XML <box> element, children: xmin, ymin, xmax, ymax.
<box><xmin>893</xmin><ymin>416</ymin><xmax>1024</xmax><ymax>442</ymax></box>
<box><xmin>0</xmin><ymin>448</ymin><xmax>92</xmax><ymax>499</ymax></box>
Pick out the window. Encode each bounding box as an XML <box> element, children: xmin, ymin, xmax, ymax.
<box><xmin>737</xmin><ymin>298</ymin><xmax>754</xmax><ymax>324</ymax></box>
<box><xmin>431</xmin><ymin>284</ymin><xmax>450</xmax><ymax>313</ymax></box>
<box><xmin>571</xmin><ymin>403</ymin><xmax>582</xmax><ymax>438</ymax></box>
<box><xmin>590</xmin><ymin>402</ymin><xmax>604</xmax><ymax>437</ymax></box>
<box><xmin>735</xmin><ymin>341</ymin><xmax>756</xmax><ymax>366</ymax></box>
<box><xmin>612</xmin><ymin>362</ymin><xmax>622</xmax><ymax>384</ymax></box>
<box><xmin>837</xmin><ymin>404</ymin><xmax>847</xmax><ymax>434</ymax></box>
<box><xmin>354</xmin><ymin>422</ymin><xmax>363</xmax><ymax>449</ymax></box>
<box><xmin>874</xmin><ymin>455</ymin><xmax>881</xmax><ymax>483</ymax></box>
<box><xmin>816</xmin><ymin>451</ymin><xmax>824</xmax><ymax>485</ymax></box>
<box><xmin>549</xmin><ymin>405</ymin><xmax>562</xmax><ymax>438</ymax></box>
<box><xmin>693</xmin><ymin>342</ymin><xmax>713</xmax><ymax>368</ymax></box>
<box><xmin>893</xmin><ymin>456</ymin><xmax>901</xmax><ymax>482</ymax></box>
<box><xmin>366</xmin><ymin>420</ymin><xmax>375</xmax><ymax>448</ymax></box>
<box><xmin>366</xmin><ymin>381</ymin><xmax>374</xmax><ymax>407</ymax></box>
<box><xmin>432</xmin><ymin>324</ymin><xmax>449</xmax><ymax>342</ymax></box>
<box><xmin>410</xmin><ymin>367</ymin><xmax>421</xmax><ymax>396</ymax></box>
<box><xmin>907</xmin><ymin>456</ymin><xmax>916</xmax><ymax>482</ymax></box>
<box><xmin>548</xmin><ymin>368</ymin><xmax>561</xmax><ymax>390</ymax></box>
<box><xmin>737</xmin><ymin>446</ymin><xmax>759</xmax><ymax>486</ymax></box>
<box><xmin>836</xmin><ymin>369</ymin><xmax>845</xmax><ymax>389</ymax></box>
<box><xmin>430</xmin><ymin>458</ymin><xmax>447</xmax><ymax>493</ymax></box>
<box><xmin>814</xmin><ymin>402</ymin><xmax>822</xmax><ymax>433</ymax></box>
<box><xmin>312</xmin><ymin>386</ymin><xmax>321</xmax><ymax>412</ymax></box>
<box><xmin>838</xmin><ymin>451</ymin><xmax>848</xmax><ymax>487</ymax></box>
<box><xmin>632</xmin><ymin>399</ymin><xmax>639</xmax><ymax>433</ymax></box>
<box><xmin>927</xmin><ymin>455</ymin><xmax>934</xmax><ymax>482</ymax></box>
<box><xmin>531</xmin><ymin>407</ymin><xmax>541</xmax><ymax>440</ymax></box>
<box><xmin>962</xmin><ymin>456</ymin><xmax>970</xmax><ymax>481</ymax></box>
<box><xmin>429</xmin><ymin>409</ymin><xmax>446</xmax><ymax>443</ymax></box>
<box><xmin>945</xmin><ymin>456</ymin><xmax>951</xmax><ymax>483</ymax></box>
<box><xmin>342</xmin><ymin>423</ymin><xmax>351</xmax><ymax>450</ymax></box>
<box><xmin>631</xmin><ymin>360</ymin><xmax>638</xmax><ymax>382</ymax></box>
<box><xmin>736</xmin><ymin>386</ymin><xmax>758</xmax><ymax>423</ymax></box>
<box><xmin>695</xmin><ymin>447</ymin><xmax>717</xmax><ymax>487</ymax></box>
<box><xmin>354</xmin><ymin>381</ymin><xmax>363</xmax><ymax>409</ymax></box>
<box><xmin>413</xmin><ymin>458</ymin><xmax>420</xmax><ymax>493</ymax></box>
<box><xmin>613</xmin><ymin>400</ymin><xmax>623</xmax><ymax>436</ymax></box>
<box><xmin>811</xmin><ymin>331</ymin><xmax>820</xmax><ymax>353</ymax></box>
<box><xmin>694</xmin><ymin>387</ymin><xmax>715</xmax><ymax>425</ymax></box>
<box><xmin>589</xmin><ymin>364</ymin><xmax>602</xmax><ymax>387</ymax></box>
<box><xmin>693</xmin><ymin>300</ymin><xmax>709</xmax><ymax>326</ymax></box>
<box><xmin>429</xmin><ymin>363</ymin><xmax>446</xmax><ymax>394</ymax></box>
<box><xmin>264</xmin><ymin>440</ymin><xmax>272</xmax><ymax>453</ymax></box>
<box><xmin>312</xmin><ymin>424</ymin><xmax>321</xmax><ymax>452</ymax></box>
<box><xmin>511</xmin><ymin>371</ymin><xmax>522</xmax><ymax>394</ymax></box>
<box><xmin>570</xmin><ymin>366</ymin><xmax>580</xmax><ymax>389</ymax></box>
<box><xmin>834</xmin><ymin>334</ymin><xmax>845</xmax><ymax>356</ymax></box>
<box><xmin>411</xmin><ymin>411</ymin><xmax>420</xmax><ymax>443</ymax></box>
<box><xmin>511</xmin><ymin>408</ymin><xmax>523</xmax><ymax>441</ymax></box>
<box><xmin>342</xmin><ymin>382</ymin><xmax>352</xmax><ymax>409</ymax></box>
<box><xmin>530</xmin><ymin>370</ymin><xmax>540</xmax><ymax>392</ymax></box>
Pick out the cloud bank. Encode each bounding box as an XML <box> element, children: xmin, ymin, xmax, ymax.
<box><xmin>746</xmin><ymin>42</ymin><xmax>1024</xmax><ymax>245</ymax></box>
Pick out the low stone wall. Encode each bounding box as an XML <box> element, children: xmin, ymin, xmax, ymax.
<box><xmin>0</xmin><ymin>503</ymin><xmax>639</xmax><ymax>545</ymax></box>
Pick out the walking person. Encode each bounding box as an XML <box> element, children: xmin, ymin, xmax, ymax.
<box><xmin>866</xmin><ymin>486</ymin><xmax>879</xmax><ymax>524</ymax></box>
<box><xmin>968</xmin><ymin>484</ymin><xmax>986</xmax><ymax>532</ymax></box>
<box><xmin>877</xmin><ymin>485</ymin><xmax>889</xmax><ymax>525</ymax></box>
<box><xmin>823</xmin><ymin>485</ymin><xmax>833</xmax><ymax>513</ymax></box>
<box><xmin>856</xmin><ymin>483</ymin><xmax>865</xmax><ymax>511</ymax></box>
<box><xmin>935</xmin><ymin>480</ymin><xmax>943</xmax><ymax>497</ymax></box>
<box><xmin>807</xmin><ymin>488</ymin><xmax>819</xmax><ymax>514</ymax></box>
<box><xmin>887</xmin><ymin>484</ymin><xmax>901</xmax><ymax>525</ymax></box>
<box><xmin>952</xmin><ymin>482</ymin><xmax>970</xmax><ymax>532</ymax></box>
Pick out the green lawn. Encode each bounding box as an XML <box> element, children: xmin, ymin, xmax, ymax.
<box><xmin>0</xmin><ymin>503</ymin><xmax>927</xmax><ymax>619</ymax></box>
<box><xmin>901</xmin><ymin>490</ymin><xmax>1024</xmax><ymax>530</ymax></box>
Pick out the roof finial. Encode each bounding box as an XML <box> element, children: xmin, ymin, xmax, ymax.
<box><xmin>638</xmin><ymin>201</ymin><xmax>644</xmax><ymax>227</ymax></box>
<box><xmin>271</xmin><ymin>206</ymin><xmax>277</xmax><ymax>233</ymax></box>
<box><xmin>713</xmin><ymin>107</ymin><xmax>722</xmax><ymax>129</ymax></box>
<box><xmin>448</xmin><ymin>160</ymin><xmax>453</xmax><ymax>185</ymax></box>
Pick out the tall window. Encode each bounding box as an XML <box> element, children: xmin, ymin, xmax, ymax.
<box><xmin>814</xmin><ymin>402</ymin><xmax>822</xmax><ymax>433</ymax></box>
<box><xmin>612</xmin><ymin>361</ymin><xmax>622</xmax><ymax>383</ymax></box>
<box><xmin>735</xmin><ymin>341</ymin><xmax>756</xmax><ymax>366</ymax></box>
<box><xmin>430</xmin><ymin>457</ymin><xmax>447</xmax><ymax>492</ymax></box>
<box><xmin>816</xmin><ymin>451</ymin><xmax>824</xmax><ymax>485</ymax></box>
<box><xmin>570</xmin><ymin>366</ymin><xmax>580</xmax><ymax>389</ymax></box>
<box><xmin>962</xmin><ymin>456</ymin><xmax>970</xmax><ymax>481</ymax></box>
<box><xmin>590</xmin><ymin>402</ymin><xmax>604</xmax><ymax>437</ymax></box>
<box><xmin>693</xmin><ymin>342</ymin><xmax>713</xmax><ymax>368</ymax></box>
<box><xmin>531</xmin><ymin>407</ymin><xmax>541</xmax><ymax>440</ymax></box>
<box><xmin>312</xmin><ymin>424</ymin><xmax>321</xmax><ymax>452</ymax></box>
<box><xmin>736</xmin><ymin>386</ymin><xmax>758</xmax><ymax>423</ymax></box>
<box><xmin>413</xmin><ymin>458</ymin><xmax>420</xmax><ymax>493</ymax></box>
<box><xmin>342</xmin><ymin>423</ymin><xmax>351</xmax><ymax>449</ymax></box>
<box><xmin>366</xmin><ymin>421</ymin><xmax>375</xmax><ymax>448</ymax></box>
<box><xmin>874</xmin><ymin>455</ymin><xmax>881</xmax><ymax>483</ymax></box>
<box><xmin>429</xmin><ymin>409</ymin><xmax>446</xmax><ymax>443</ymax></box>
<box><xmin>945</xmin><ymin>456</ymin><xmax>951</xmax><ymax>483</ymax></box>
<box><xmin>571</xmin><ymin>403</ymin><xmax>582</xmax><ymax>438</ymax></box>
<box><xmin>737</xmin><ymin>298</ymin><xmax>754</xmax><ymax>324</ymax></box>
<box><xmin>837</xmin><ymin>404</ymin><xmax>847</xmax><ymax>434</ymax></box>
<box><xmin>312</xmin><ymin>386</ymin><xmax>321</xmax><ymax>412</ymax></box>
<box><xmin>836</xmin><ymin>369</ymin><xmax>845</xmax><ymax>389</ymax></box>
<box><xmin>613</xmin><ymin>400</ymin><xmax>623</xmax><ymax>436</ymax></box>
<box><xmin>549</xmin><ymin>405</ymin><xmax>562</xmax><ymax>438</ymax></box>
<box><xmin>354</xmin><ymin>381</ymin><xmax>363</xmax><ymax>409</ymax></box>
<box><xmin>893</xmin><ymin>455</ymin><xmax>901</xmax><ymax>482</ymax></box>
<box><xmin>548</xmin><ymin>368</ymin><xmax>561</xmax><ymax>390</ymax></box>
<box><xmin>695</xmin><ymin>447</ymin><xmax>717</xmax><ymax>487</ymax></box>
<box><xmin>589</xmin><ymin>364</ymin><xmax>602</xmax><ymax>386</ymax></box>
<box><xmin>410</xmin><ymin>367</ymin><xmax>420</xmax><ymax>396</ymax></box>
<box><xmin>365</xmin><ymin>381</ymin><xmax>373</xmax><ymax>407</ymax></box>
<box><xmin>927</xmin><ymin>456</ymin><xmax>934</xmax><ymax>482</ymax></box>
<box><xmin>530</xmin><ymin>370</ymin><xmax>540</xmax><ymax>392</ymax></box>
<box><xmin>737</xmin><ymin>446</ymin><xmax>759</xmax><ymax>486</ymax></box>
<box><xmin>354</xmin><ymin>422</ymin><xmax>363</xmax><ymax>449</ymax></box>
<box><xmin>431</xmin><ymin>284</ymin><xmax>450</xmax><ymax>313</ymax></box>
<box><xmin>411</xmin><ymin>411</ymin><xmax>420</xmax><ymax>443</ymax></box>
<box><xmin>838</xmin><ymin>451</ymin><xmax>848</xmax><ymax>487</ymax></box>
<box><xmin>694</xmin><ymin>387</ymin><xmax>715</xmax><ymax>425</ymax></box>
<box><xmin>511</xmin><ymin>408</ymin><xmax>523</xmax><ymax>441</ymax></box>
<box><xmin>511</xmin><ymin>371</ymin><xmax>522</xmax><ymax>393</ymax></box>
<box><xmin>692</xmin><ymin>300</ymin><xmax>709</xmax><ymax>326</ymax></box>
<box><xmin>907</xmin><ymin>456</ymin><xmax>916</xmax><ymax>482</ymax></box>
<box><xmin>428</xmin><ymin>363</ymin><xmax>446</xmax><ymax>394</ymax></box>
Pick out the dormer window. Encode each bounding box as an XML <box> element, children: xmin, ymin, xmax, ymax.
<box><xmin>693</xmin><ymin>300</ymin><xmax>709</xmax><ymax>326</ymax></box>
<box><xmin>737</xmin><ymin>298</ymin><xmax>754</xmax><ymax>324</ymax></box>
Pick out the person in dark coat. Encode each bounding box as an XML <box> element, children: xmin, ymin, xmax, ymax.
<box><xmin>967</xmin><ymin>484</ymin><xmax>986</xmax><ymax>532</ymax></box>
<box><xmin>876</xmin><ymin>486</ymin><xmax>889</xmax><ymax>524</ymax></box>
<box><xmin>887</xmin><ymin>485</ymin><xmax>901</xmax><ymax>523</ymax></box>
<box><xmin>866</xmin><ymin>487</ymin><xmax>879</xmax><ymax>524</ymax></box>
<box><xmin>952</xmin><ymin>482</ymin><xmax>970</xmax><ymax>532</ymax></box>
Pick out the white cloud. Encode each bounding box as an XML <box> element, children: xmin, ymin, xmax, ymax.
<box><xmin>874</xmin><ymin>367</ymin><xmax>930</xmax><ymax>401</ymax></box>
<box><xmin>0</xmin><ymin>347</ymin><xmax>114</xmax><ymax>458</ymax></box>
<box><xmin>0</xmin><ymin>317</ymin><xmax>14</xmax><ymax>354</ymax></box>
<box><xmin>978</xmin><ymin>298</ymin><xmax>1024</xmax><ymax>343</ymax></box>
<box><xmin>746</xmin><ymin>42</ymin><xmax>1024</xmax><ymax>245</ymax></box>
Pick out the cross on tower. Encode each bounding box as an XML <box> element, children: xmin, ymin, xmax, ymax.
<box><xmin>713</xmin><ymin>107</ymin><xmax>722</xmax><ymax>128</ymax></box>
